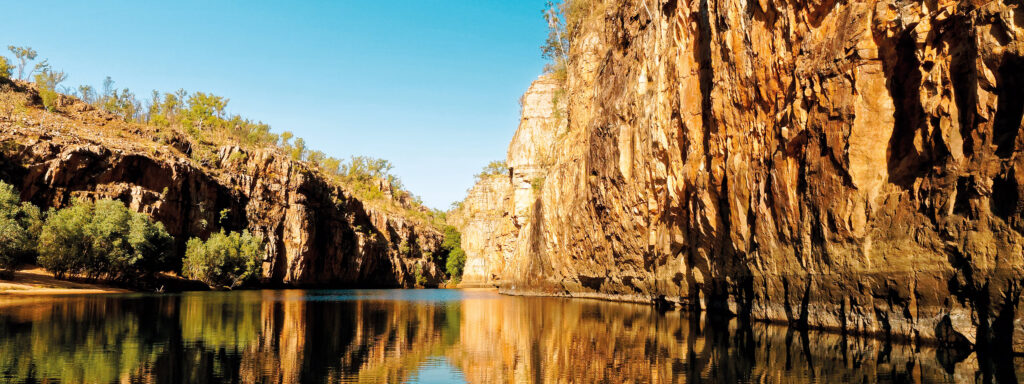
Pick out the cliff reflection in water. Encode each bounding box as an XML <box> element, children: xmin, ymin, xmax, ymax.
<box><xmin>0</xmin><ymin>290</ymin><xmax>1020</xmax><ymax>383</ymax></box>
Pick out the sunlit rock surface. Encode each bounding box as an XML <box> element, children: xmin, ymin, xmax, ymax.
<box><xmin>457</xmin><ymin>0</ymin><xmax>1024</xmax><ymax>349</ymax></box>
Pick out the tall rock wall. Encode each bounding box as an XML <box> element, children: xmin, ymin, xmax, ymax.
<box><xmin>462</xmin><ymin>0</ymin><xmax>1024</xmax><ymax>350</ymax></box>
<box><xmin>447</xmin><ymin>174</ymin><xmax>513</xmax><ymax>285</ymax></box>
<box><xmin>0</xmin><ymin>80</ymin><xmax>447</xmax><ymax>287</ymax></box>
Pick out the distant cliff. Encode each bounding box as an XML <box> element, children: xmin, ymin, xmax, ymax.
<box><xmin>455</xmin><ymin>0</ymin><xmax>1024</xmax><ymax>352</ymax></box>
<box><xmin>0</xmin><ymin>78</ymin><xmax>447</xmax><ymax>287</ymax></box>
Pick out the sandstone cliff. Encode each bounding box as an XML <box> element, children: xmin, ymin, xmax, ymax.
<box><xmin>0</xmin><ymin>79</ymin><xmax>447</xmax><ymax>287</ymax></box>
<box><xmin>457</xmin><ymin>0</ymin><xmax>1024</xmax><ymax>351</ymax></box>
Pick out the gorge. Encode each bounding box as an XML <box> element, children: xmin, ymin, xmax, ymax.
<box><xmin>0</xmin><ymin>0</ymin><xmax>1022</xmax><ymax>376</ymax></box>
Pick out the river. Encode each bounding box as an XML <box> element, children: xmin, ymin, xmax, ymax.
<box><xmin>0</xmin><ymin>289</ymin><xmax>1019</xmax><ymax>383</ymax></box>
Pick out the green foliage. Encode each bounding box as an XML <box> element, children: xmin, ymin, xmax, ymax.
<box><xmin>0</xmin><ymin>182</ymin><xmax>42</xmax><ymax>273</ymax></box>
<box><xmin>542</xmin><ymin>1</ymin><xmax>569</xmax><ymax>76</ymax></box>
<box><xmin>414</xmin><ymin>264</ymin><xmax>427</xmax><ymax>287</ymax></box>
<box><xmin>181</xmin><ymin>92</ymin><xmax>228</xmax><ymax>134</ymax></box>
<box><xmin>441</xmin><ymin>226</ymin><xmax>466</xmax><ymax>282</ymax></box>
<box><xmin>34</xmin><ymin>69</ymin><xmax>67</xmax><ymax>112</ymax></box>
<box><xmin>37</xmin><ymin>199</ymin><xmax>173</xmax><ymax>282</ymax></box>
<box><xmin>182</xmin><ymin>230</ymin><xmax>264</xmax><ymax>288</ymax></box>
<box><xmin>531</xmin><ymin>176</ymin><xmax>546</xmax><ymax>193</ymax></box>
<box><xmin>0</xmin><ymin>55</ymin><xmax>13</xmax><ymax>79</ymax></box>
<box><xmin>98</xmin><ymin>77</ymin><xmax>141</xmax><ymax>121</ymax></box>
<box><xmin>8</xmin><ymin>45</ymin><xmax>48</xmax><ymax>80</ymax></box>
<box><xmin>475</xmin><ymin>160</ymin><xmax>508</xmax><ymax>181</ymax></box>
<box><xmin>227</xmin><ymin>151</ymin><xmax>248</xmax><ymax>166</ymax></box>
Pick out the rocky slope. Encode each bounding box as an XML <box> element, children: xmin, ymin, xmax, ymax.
<box><xmin>0</xmin><ymin>79</ymin><xmax>447</xmax><ymax>287</ymax></box>
<box><xmin>456</xmin><ymin>0</ymin><xmax>1024</xmax><ymax>351</ymax></box>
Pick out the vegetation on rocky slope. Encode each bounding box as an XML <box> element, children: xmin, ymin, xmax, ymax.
<box><xmin>0</xmin><ymin>45</ymin><xmax>446</xmax><ymax>230</ymax></box>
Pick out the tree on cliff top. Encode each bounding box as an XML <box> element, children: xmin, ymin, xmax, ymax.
<box><xmin>474</xmin><ymin>160</ymin><xmax>508</xmax><ymax>181</ymax></box>
<box><xmin>542</xmin><ymin>1</ymin><xmax>569</xmax><ymax>79</ymax></box>
<box><xmin>0</xmin><ymin>56</ymin><xmax>13</xmax><ymax>79</ymax></box>
<box><xmin>8</xmin><ymin>45</ymin><xmax>49</xmax><ymax>81</ymax></box>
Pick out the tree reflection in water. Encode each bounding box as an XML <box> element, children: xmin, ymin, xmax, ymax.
<box><xmin>0</xmin><ymin>290</ymin><xmax>1020</xmax><ymax>383</ymax></box>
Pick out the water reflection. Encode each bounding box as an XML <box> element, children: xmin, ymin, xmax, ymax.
<box><xmin>0</xmin><ymin>290</ymin><xmax>1020</xmax><ymax>383</ymax></box>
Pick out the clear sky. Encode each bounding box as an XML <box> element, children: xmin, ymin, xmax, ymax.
<box><xmin>0</xmin><ymin>0</ymin><xmax>551</xmax><ymax>209</ymax></box>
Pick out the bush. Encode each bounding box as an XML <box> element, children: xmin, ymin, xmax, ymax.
<box><xmin>414</xmin><ymin>264</ymin><xmax>427</xmax><ymax>287</ymax></box>
<box><xmin>0</xmin><ymin>182</ymin><xmax>41</xmax><ymax>273</ymax></box>
<box><xmin>441</xmin><ymin>226</ymin><xmax>466</xmax><ymax>281</ymax></box>
<box><xmin>0</xmin><ymin>56</ymin><xmax>12</xmax><ymax>79</ymax></box>
<box><xmin>475</xmin><ymin>160</ymin><xmax>507</xmax><ymax>181</ymax></box>
<box><xmin>37</xmin><ymin>199</ymin><xmax>173</xmax><ymax>282</ymax></box>
<box><xmin>34</xmin><ymin>69</ymin><xmax>67</xmax><ymax>112</ymax></box>
<box><xmin>182</xmin><ymin>230</ymin><xmax>264</xmax><ymax>288</ymax></box>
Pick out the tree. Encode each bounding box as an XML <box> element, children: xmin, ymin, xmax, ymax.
<box><xmin>307</xmin><ymin>150</ymin><xmax>326</xmax><ymax>167</ymax></box>
<box><xmin>321</xmin><ymin>156</ymin><xmax>342</xmax><ymax>175</ymax></box>
<box><xmin>441</xmin><ymin>226</ymin><xmax>466</xmax><ymax>281</ymax></box>
<box><xmin>37</xmin><ymin>199</ymin><xmax>173</xmax><ymax>282</ymax></box>
<box><xmin>0</xmin><ymin>182</ymin><xmax>42</xmax><ymax>274</ymax></box>
<box><xmin>290</xmin><ymin>138</ymin><xmax>307</xmax><ymax>161</ymax></box>
<box><xmin>0</xmin><ymin>56</ymin><xmax>13</xmax><ymax>79</ymax></box>
<box><xmin>77</xmin><ymin>85</ymin><xmax>96</xmax><ymax>104</ymax></box>
<box><xmin>34</xmin><ymin>69</ymin><xmax>68</xmax><ymax>112</ymax></box>
<box><xmin>182</xmin><ymin>230</ymin><xmax>265</xmax><ymax>288</ymax></box>
<box><xmin>181</xmin><ymin>92</ymin><xmax>228</xmax><ymax>132</ymax></box>
<box><xmin>475</xmin><ymin>160</ymin><xmax>508</xmax><ymax>180</ymax></box>
<box><xmin>279</xmin><ymin>131</ymin><xmax>294</xmax><ymax>147</ymax></box>
<box><xmin>541</xmin><ymin>1</ymin><xmax>569</xmax><ymax>78</ymax></box>
<box><xmin>7</xmin><ymin>46</ymin><xmax>49</xmax><ymax>80</ymax></box>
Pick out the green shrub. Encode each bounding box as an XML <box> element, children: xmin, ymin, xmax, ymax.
<box><xmin>182</xmin><ymin>230</ymin><xmax>264</xmax><ymax>288</ymax></box>
<box><xmin>34</xmin><ymin>69</ymin><xmax>67</xmax><ymax>112</ymax></box>
<box><xmin>414</xmin><ymin>264</ymin><xmax>427</xmax><ymax>287</ymax></box>
<box><xmin>474</xmin><ymin>160</ymin><xmax>508</xmax><ymax>181</ymax></box>
<box><xmin>0</xmin><ymin>56</ymin><xmax>12</xmax><ymax>79</ymax></box>
<box><xmin>37</xmin><ymin>199</ymin><xmax>173</xmax><ymax>282</ymax></box>
<box><xmin>0</xmin><ymin>182</ymin><xmax>41</xmax><ymax>273</ymax></box>
<box><xmin>441</xmin><ymin>226</ymin><xmax>466</xmax><ymax>281</ymax></box>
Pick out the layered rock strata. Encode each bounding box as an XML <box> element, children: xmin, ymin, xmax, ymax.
<box><xmin>458</xmin><ymin>0</ymin><xmax>1024</xmax><ymax>351</ymax></box>
<box><xmin>0</xmin><ymin>80</ymin><xmax>445</xmax><ymax>287</ymax></box>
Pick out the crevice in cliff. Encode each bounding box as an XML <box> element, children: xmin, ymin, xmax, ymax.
<box><xmin>884</xmin><ymin>28</ymin><xmax>927</xmax><ymax>190</ymax></box>
<box><xmin>949</xmin><ymin>19</ymin><xmax>979</xmax><ymax>158</ymax></box>
<box><xmin>993</xmin><ymin>55</ymin><xmax>1024</xmax><ymax>158</ymax></box>
<box><xmin>991</xmin><ymin>170</ymin><xmax>1019</xmax><ymax>220</ymax></box>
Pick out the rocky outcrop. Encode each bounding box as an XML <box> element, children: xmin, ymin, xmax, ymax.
<box><xmin>447</xmin><ymin>174</ymin><xmax>513</xmax><ymax>285</ymax></box>
<box><xmin>0</xmin><ymin>80</ymin><xmax>446</xmax><ymax>287</ymax></box>
<box><xmin>459</xmin><ymin>0</ymin><xmax>1024</xmax><ymax>351</ymax></box>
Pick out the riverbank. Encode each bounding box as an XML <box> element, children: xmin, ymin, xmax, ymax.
<box><xmin>0</xmin><ymin>266</ymin><xmax>211</xmax><ymax>296</ymax></box>
<box><xmin>0</xmin><ymin>268</ymin><xmax>133</xmax><ymax>295</ymax></box>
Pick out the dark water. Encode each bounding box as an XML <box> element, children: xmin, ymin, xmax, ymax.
<box><xmin>0</xmin><ymin>289</ymin><xmax>1020</xmax><ymax>383</ymax></box>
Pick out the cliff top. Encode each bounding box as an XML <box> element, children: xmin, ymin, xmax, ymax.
<box><xmin>0</xmin><ymin>77</ymin><xmax>445</xmax><ymax>234</ymax></box>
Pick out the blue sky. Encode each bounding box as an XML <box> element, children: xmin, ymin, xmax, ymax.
<box><xmin>0</xmin><ymin>0</ymin><xmax>550</xmax><ymax>209</ymax></box>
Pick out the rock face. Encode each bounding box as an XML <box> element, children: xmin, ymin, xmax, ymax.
<box><xmin>0</xmin><ymin>81</ymin><xmax>446</xmax><ymax>287</ymax></box>
<box><xmin>447</xmin><ymin>174</ymin><xmax>513</xmax><ymax>285</ymax></box>
<box><xmin>459</xmin><ymin>0</ymin><xmax>1024</xmax><ymax>350</ymax></box>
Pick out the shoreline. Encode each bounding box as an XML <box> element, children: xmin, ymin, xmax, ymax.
<box><xmin>0</xmin><ymin>268</ymin><xmax>134</xmax><ymax>296</ymax></box>
<box><xmin>495</xmin><ymin>287</ymin><xmax>998</xmax><ymax>352</ymax></box>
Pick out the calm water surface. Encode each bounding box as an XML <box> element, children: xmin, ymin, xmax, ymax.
<box><xmin>0</xmin><ymin>289</ymin><xmax>1020</xmax><ymax>383</ymax></box>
